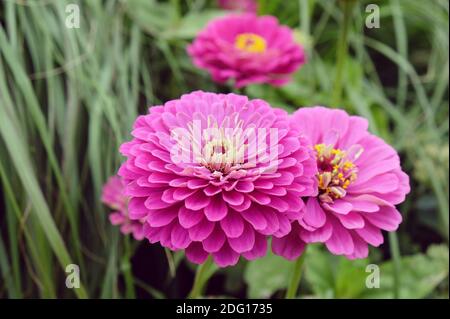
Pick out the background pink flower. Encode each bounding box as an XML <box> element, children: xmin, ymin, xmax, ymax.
<box><xmin>118</xmin><ymin>91</ymin><xmax>317</xmax><ymax>267</ymax></box>
<box><xmin>218</xmin><ymin>0</ymin><xmax>258</xmax><ymax>13</ymax></box>
<box><xmin>273</xmin><ymin>107</ymin><xmax>410</xmax><ymax>260</ymax></box>
<box><xmin>102</xmin><ymin>175</ymin><xmax>145</xmax><ymax>240</ymax></box>
<box><xmin>187</xmin><ymin>14</ymin><xmax>305</xmax><ymax>88</ymax></box>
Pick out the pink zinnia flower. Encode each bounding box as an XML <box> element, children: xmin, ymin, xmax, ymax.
<box><xmin>187</xmin><ymin>14</ymin><xmax>306</xmax><ymax>88</ymax></box>
<box><xmin>218</xmin><ymin>0</ymin><xmax>258</xmax><ymax>13</ymax></box>
<box><xmin>102</xmin><ymin>175</ymin><xmax>145</xmax><ymax>241</ymax></box>
<box><xmin>273</xmin><ymin>107</ymin><xmax>410</xmax><ymax>260</ymax></box>
<box><xmin>118</xmin><ymin>91</ymin><xmax>317</xmax><ymax>267</ymax></box>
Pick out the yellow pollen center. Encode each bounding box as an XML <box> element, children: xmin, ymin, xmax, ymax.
<box><xmin>314</xmin><ymin>143</ymin><xmax>360</xmax><ymax>203</ymax></box>
<box><xmin>234</xmin><ymin>33</ymin><xmax>267</xmax><ymax>54</ymax></box>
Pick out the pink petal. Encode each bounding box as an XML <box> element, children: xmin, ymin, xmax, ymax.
<box><xmin>188</xmin><ymin>218</ymin><xmax>215</xmax><ymax>241</ymax></box>
<box><xmin>303</xmin><ymin>198</ymin><xmax>326</xmax><ymax>228</ymax></box>
<box><xmin>173</xmin><ymin>188</ymin><xmax>198</xmax><ymax>201</ymax></box>
<box><xmin>185</xmin><ymin>191</ymin><xmax>211</xmax><ymax>210</ymax></box>
<box><xmin>147</xmin><ymin>209</ymin><xmax>178</xmax><ymax>227</ymax></box>
<box><xmin>259</xmin><ymin>208</ymin><xmax>280</xmax><ymax>235</ymax></box>
<box><xmin>363</xmin><ymin>207</ymin><xmax>402</xmax><ymax>231</ymax></box>
<box><xmin>220</xmin><ymin>211</ymin><xmax>245</xmax><ymax>238</ymax></box>
<box><xmin>336</xmin><ymin>212</ymin><xmax>365</xmax><ymax>229</ymax></box>
<box><xmin>171</xmin><ymin>223</ymin><xmax>191</xmax><ymax>249</ymax></box>
<box><xmin>242</xmin><ymin>233</ymin><xmax>267</xmax><ymax>260</ymax></box>
<box><xmin>323</xmin><ymin>200</ymin><xmax>353</xmax><ymax>215</ymax></box>
<box><xmin>273</xmin><ymin>214</ymin><xmax>292</xmax><ymax>237</ymax></box>
<box><xmin>355</xmin><ymin>222</ymin><xmax>384</xmax><ymax>246</ymax></box>
<box><xmin>240</xmin><ymin>206</ymin><xmax>267</xmax><ymax>230</ymax></box>
<box><xmin>350</xmin><ymin>173</ymin><xmax>399</xmax><ymax>194</ymax></box>
<box><xmin>222</xmin><ymin>191</ymin><xmax>245</xmax><ymax>206</ymax></box>
<box><xmin>202</xmin><ymin>225</ymin><xmax>226</xmax><ymax>253</ymax></box>
<box><xmin>145</xmin><ymin>193</ymin><xmax>174</xmax><ymax>210</ymax></box>
<box><xmin>204</xmin><ymin>196</ymin><xmax>228</xmax><ymax>221</ymax></box>
<box><xmin>345</xmin><ymin>197</ymin><xmax>380</xmax><ymax>213</ymax></box>
<box><xmin>272</xmin><ymin>231</ymin><xmax>305</xmax><ymax>260</ymax></box>
<box><xmin>235</xmin><ymin>181</ymin><xmax>255</xmax><ymax>193</ymax></box>
<box><xmin>212</xmin><ymin>242</ymin><xmax>240</xmax><ymax>267</ymax></box>
<box><xmin>346</xmin><ymin>233</ymin><xmax>369</xmax><ymax>259</ymax></box>
<box><xmin>109</xmin><ymin>212</ymin><xmax>126</xmax><ymax>225</ymax></box>
<box><xmin>178</xmin><ymin>207</ymin><xmax>203</xmax><ymax>228</ymax></box>
<box><xmin>325</xmin><ymin>217</ymin><xmax>354</xmax><ymax>255</ymax></box>
<box><xmin>299</xmin><ymin>221</ymin><xmax>333</xmax><ymax>243</ymax></box>
<box><xmin>228</xmin><ymin>223</ymin><xmax>255</xmax><ymax>253</ymax></box>
<box><xmin>128</xmin><ymin>197</ymin><xmax>148</xmax><ymax>219</ymax></box>
<box><xmin>187</xmin><ymin>179</ymin><xmax>210</xmax><ymax>189</ymax></box>
<box><xmin>186</xmin><ymin>242</ymin><xmax>209</xmax><ymax>264</ymax></box>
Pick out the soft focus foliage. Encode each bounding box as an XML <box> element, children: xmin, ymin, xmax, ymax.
<box><xmin>0</xmin><ymin>0</ymin><xmax>448</xmax><ymax>299</ymax></box>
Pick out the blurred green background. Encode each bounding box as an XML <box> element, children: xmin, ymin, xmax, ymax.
<box><xmin>0</xmin><ymin>0</ymin><xmax>448</xmax><ymax>299</ymax></box>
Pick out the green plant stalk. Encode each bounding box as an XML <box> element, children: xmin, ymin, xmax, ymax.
<box><xmin>285</xmin><ymin>249</ymin><xmax>307</xmax><ymax>299</ymax></box>
<box><xmin>165</xmin><ymin>248</ymin><xmax>177</xmax><ymax>279</ymax></box>
<box><xmin>0</xmin><ymin>107</ymin><xmax>88</xmax><ymax>299</ymax></box>
<box><xmin>388</xmin><ymin>232</ymin><xmax>401</xmax><ymax>299</ymax></box>
<box><xmin>391</xmin><ymin>0</ymin><xmax>408</xmax><ymax>109</ymax></box>
<box><xmin>331</xmin><ymin>0</ymin><xmax>355</xmax><ymax>106</ymax></box>
<box><xmin>188</xmin><ymin>256</ymin><xmax>214</xmax><ymax>299</ymax></box>
<box><xmin>122</xmin><ymin>236</ymin><xmax>136</xmax><ymax>299</ymax></box>
<box><xmin>0</xmin><ymin>230</ymin><xmax>17</xmax><ymax>298</ymax></box>
<box><xmin>0</xmin><ymin>26</ymin><xmax>84</xmax><ymax>269</ymax></box>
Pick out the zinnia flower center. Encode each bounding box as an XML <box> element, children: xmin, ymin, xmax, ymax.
<box><xmin>314</xmin><ymin>143</ymin><xmax>361</xmax><ymax>203</ymax></box>
<box><xmin>186</xmin><ymin>115</ymin><xmax>249</xmax><ymax>176</ymax></box>
<box><xmin>200</xmin><ymin>135</ymin><xmax>245</xmax><ymax>174</ymax></box>
<box><xmin>234</xmin><ymin>33</ymin><xmax>267</xmax><ymax>53</ymax></box>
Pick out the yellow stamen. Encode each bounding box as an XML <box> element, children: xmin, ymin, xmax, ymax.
<box><xmin>314</xmin><ymin>143</ymin><xmax>361</xmax><ymax>200</ymax></box>
<box><xmin>235</xmin><ymin>33</ymin><xmax>267</xmax><ymax>54</ymax></box>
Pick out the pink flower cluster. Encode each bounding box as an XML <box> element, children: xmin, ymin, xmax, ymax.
<box><xmin>117</xmin><ymin>91</ymin><xmax>316</xmax><ymax>267</ymax></box>
<box><xmin>188</xmin><ymin>14</ymin><xmax>305</xmax><ymax>88</ymax></box>
<box><xmin>112</xmin><ymin>91</ymin><xmax>410</xmax><ymax>267</ymax></box>
<box><xmin>104</xmin><ymin>3</ymin><xmax>409</xmax><ymax>268</ymax></box>
<box><xmin>101</xmin><ymin>175</ymin><xmax>145</xmax><ymax>241</ymax></box>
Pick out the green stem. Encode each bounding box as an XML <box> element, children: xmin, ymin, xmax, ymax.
<box><xmin>331</xmin><ymin>0</ymin><xmax>355</xmax><ymax>106</ymax></box>
<box><xmin>122</xmin><ymin>236</ymin><xmax>136</xmax><ymax>299</ymax></box>
<box><xmin>188</xmin><ymin>256</ymin><xmax>214</xmax><ymax>299</ymax></box>
<box><xmin>285</xmin><ymin>249</ymin><xmax>307</xmax><ymax>299</ymax></box>
<box><xmin>171</xmin><ymin>0</ymin><xmax>181</xmax><ymax>22</ymax></box>
<box><xmin>164</xmin><ymin>248</ymin><xmax>176</xmax><ymax>278</ymax></box>
<box><xmin>389</xmin><ymin>232</ymin><xmax>401</xmax><ymax>299</ymax></box>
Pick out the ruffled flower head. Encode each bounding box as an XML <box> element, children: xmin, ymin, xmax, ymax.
<box><xmin>273</xmin><ymin>107</ymin><xmax>410</xmax><ymax>260</ymax></box>
<box><xmin>188</xmin><ymin>14</ymin><xmax>306</xmax><ymax>88</ymax></box>
<box><xmin>118</xmin><ymin>91</ymin><xmax>317</xmax><ymax>267</ymax></box>
<box><xmin>102</xmin><ymin>175</ymin><xmax>145</xmax><ymax>240</ymax></box>
<box><xmin>218</xmin><ymin>0</ymin><xmax>258</xmax><ymax>13</ymax></box>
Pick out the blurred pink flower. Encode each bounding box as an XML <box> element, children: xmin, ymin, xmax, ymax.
<box><xmin>118</xmin><ymin>91</ymin><xmax>317</xmax><ymax>267</ymax></box>
<box><xmin>187</xmin><ymin>14</ymin><xmax>305</xmax><ymax>88</ymax></box>
<box><xmin>218</xmin><ymin>0</ymin><xmax>258</xmax><ymax>13</ymax></box>
<box><xmin>102</xmin><ymin>175</ymin><xmax>145</xmax><ymax>240</ymax></box>
<box><xmin>273</xmin><ymin>107</ymin><xmax>410</xmax><ymax>260</ymax></box>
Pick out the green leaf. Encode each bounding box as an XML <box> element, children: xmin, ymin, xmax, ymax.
<box><xmin>162</xmin><ymin>10</ymin><xmax>226</xmax><ymax>40</ymax></box>
<box><xmin>125</xmin><ymin>0</ymin><xmax>176</xmax><ymax>36</ymax></box>
<box><xmin>244</xmin><ymin>251</ymin><xmax>294</xmax><ymax>298</ymax></box>
<box><xmin>303</xmin><ymin>245</ymin><xmax>337</xmax><ymax>298</ymax></box>
<box><xmin>335</xmin><ymin>258</ymin><xmax>370</xmax><ymax>298</ymax></box>
<box><xmin>362</xmin><ymin>245</ymin><xmax>449</xmax><ymax>299</ymax></box>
